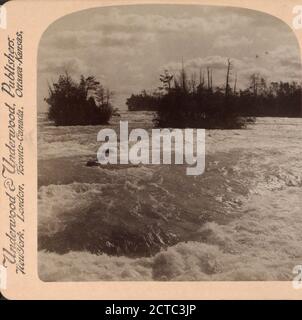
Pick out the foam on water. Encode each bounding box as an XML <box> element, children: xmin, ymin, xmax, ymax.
<box><xmin>39</xmin><ymin>186</ymin><xmax>302</xmax><ymax>281</ymax></box>
<box><xmin>38</xmin><ymin>114</ymin><xmax>302</xmax><ymax>281</ymax></box>
<box><xmin>38</xmin><ymin>111</ymin><xmax>155</xmax><ymax>160</ymax></box>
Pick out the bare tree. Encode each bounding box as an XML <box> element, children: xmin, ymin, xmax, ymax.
<box><xmin>190</xmin><ymin>72</ymin><xmax>197</xmax><ymax>93</ymax></box>
<box><xmin>250</xmin><ymin>73</ymin><xmax>261</xmax><ymax>96</ymax></box>
<box><xmin>225</xmin><ymin>59</ymin><xmax>232</xmax><ymax>97</ymax></box>
<box><xmin>180</xmin><ymin>58</ymin><xmax>187</xmax><ymax>92</ymax></box>
<box><xmin>233</xmin><ymin>72</ymin><xmax>237</xmax><ymax>94</ymax></box>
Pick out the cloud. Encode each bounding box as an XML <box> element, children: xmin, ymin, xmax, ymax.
<box><xmin>161</xmin><ymin>49</ymin><xmax>301</xmax><ymax>89</ymax></box>
<box><xmin>91</xmin><ymin>9</ymin><xmax>254</xmax><ymax>36</ymax></box>
<box><xmin>38</xmin><ymin>5</ymin><xmax>301</xmax><ymax>110</ymax></box>
<box><xmin>47</xmin><ymin>31</ymin><xmax>82</xmax><ymax>49</ymax></box>
<box><xmin>98</xmin><ymin>32</ymin><xmax>155</xmax><ymax>47</ymax></box>
<box><xmin>43</xmin><ymin>30</ymin><xmax>154</xmax><ymax>51</ymax></box>
<box><xmin>45</xmin><ymin>8</ymin><xmax>254</xmax><ymax>54</ymax></box>
<box><xmin>238</xmin><ymin>67</ymin><xmax>270</xmax><ymax>80</ymax></box>
<box><xmin>162</xmin><ymin>56</ymin><xmax>245</xmax><ymax>74</ymax></box>
<box><xmin>269</xmin><ymin>45</ymin><xmax>301</xmax><ymax>65</ymax></box>
<box><xmin>38</xmin><ymin>57</ymin><xmax>92</xmax><ymax>77</ymax></box>
<box><xmin>214</xmin><ymin>35</ymin><xmax>253</xmax><ymax>49</ymax></box>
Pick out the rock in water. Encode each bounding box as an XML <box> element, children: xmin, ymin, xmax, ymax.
<box><xmin>86</xmin><ymin>159</ymin><xmax>99</xmax><ymax>167</ymax></box>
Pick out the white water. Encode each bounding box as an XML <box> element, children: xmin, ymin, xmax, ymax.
<box><xmin>38</xmin><ymin>112</ymin><xmax>302</xmax><ymax>281</ymax></box>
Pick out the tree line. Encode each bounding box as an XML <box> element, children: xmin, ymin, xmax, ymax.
<box><xmin>45</xmin><ymin>61</ymin><xmax>302</xmax><ymax>128</ymax></box>
<box><xmin>127</xmin><ymin>59</ymin><xmax>302</xmax><ymax>129</ymax></box>
<box><xmin>126</xmin><ymin>90</ymin><xmax>160</xmax><ymax>111</ymax></box>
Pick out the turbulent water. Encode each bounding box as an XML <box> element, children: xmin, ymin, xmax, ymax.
<box><xmin>38</xmin><ymin>111</ymin><xmax>302</xmax><ymax>281</ymax></box>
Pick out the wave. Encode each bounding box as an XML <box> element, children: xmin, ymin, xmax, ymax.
<box><xmin>38</xmin><ymin>116</ymin><xmax>302</xmax><ymax>281</ymax></box>
<box><xmin>38</xmin><ymin>164</ymin><xmax>302</xmax><ymax>281</ymax></box>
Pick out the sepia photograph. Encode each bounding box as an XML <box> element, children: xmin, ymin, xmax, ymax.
<box><xmin>36</xmin><ymin>4</ymin><xmax>302</xmax><ymax>282</ymax></box>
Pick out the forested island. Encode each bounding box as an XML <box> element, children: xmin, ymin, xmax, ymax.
<box><xmin>127</xmin><ymin>59</ymin><xmax>302</xmax><ymax>129</ymax></box>
<box><xmin>126</xmin><ymin>90</ymin><xmax>160</xmax><ymax>111</ymax></box>
<box><xmin>45</xmin><ymin>73</ymin><xmax>114</xmax><ymax>126</ymax></box>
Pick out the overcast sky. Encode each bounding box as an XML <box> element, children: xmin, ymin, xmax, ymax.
<box><xmin>38</xmin><ymin>5</ymin><xmax>301</xmax><ymax>110</ymax></box>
